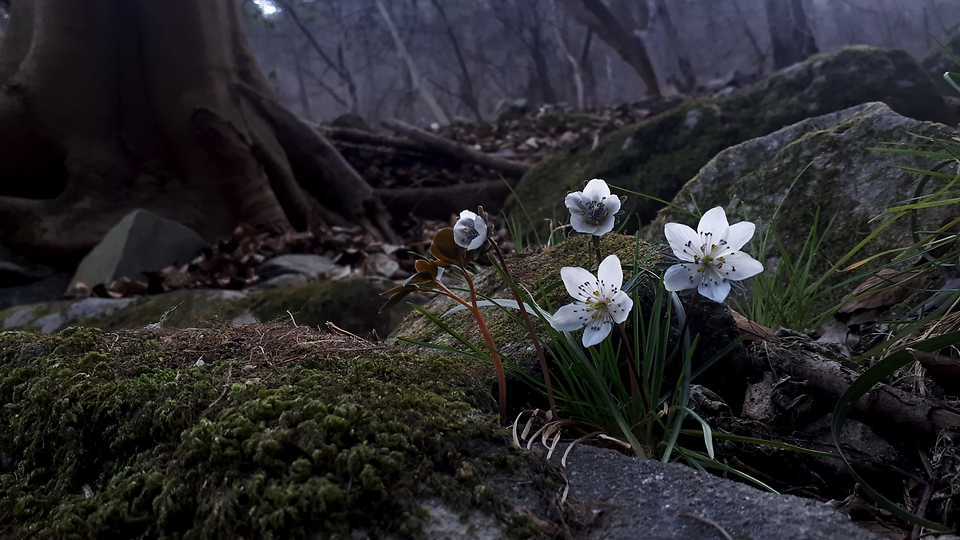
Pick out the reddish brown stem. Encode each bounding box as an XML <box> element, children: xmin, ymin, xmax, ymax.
<box><xmin>438</xmin><ymin>273</ymin><xmax>507</xmax><ymax>423</ymax></box>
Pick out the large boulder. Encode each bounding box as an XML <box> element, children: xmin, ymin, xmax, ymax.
<box><xmin>70</xmin><ymin>209</ymin><xmax>208</xmax><ymax>290</ymax></box>
<box><xmin>506</xmin><ymin>47</ymin><xmax>954</xmax><ymax>241</ymax></box>
<box><xmin>653</xmin><ymin>102</ymin><xmax>958</xmax><ymax>308</ymax></box>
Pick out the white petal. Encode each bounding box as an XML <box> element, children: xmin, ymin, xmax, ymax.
<box><xmin>597</xmin><ymin>254</ymin><xmax>624</xmax><ymax>292</ymax></box>
<box><xmin>720</xmin><ymin>221</ymin><xmax>755</xmax><ymax>253</ymax></box>
<box><xmin>697</xmin><ymin>207</ymin><xmax>730</xmax><ymax>248</ymax></box>
<box><xmin>582</xmin><ymin>178</ymin><xmax>611</xmax><ymax>201</ymax></box>
<box><xmin>565</xmin><ymin>192</ymin><xmax>585</xmax><ymax>212</ymax></box>
<box><xmin>459</xmin><ymin>210</ymin><xmax>479</xmax><ymax>221</ymax></box>
<box><xmin>603</xmin><ymin>193</ymin><xmax>622</xmax><ymax>215</ymax></box>
<box><xmin>593</xmin><ymin>215</ymin><xmax>616</xmax><ymax>236</ymax></box>
<box><xmin>560</xmin><ymin>266</ymin><xmax>598</xmax><ymax>301</ymax></box>
<box><xmin>582</xmin><ymin>320</ymin><xmax>612</xmax><ymax>347</ymax></box>
<box><xmin>664</xmin><ymin>222</ymin><xmax>702</xmax><ymax>262</ymax></box>
<box><xmin>550</xmin><ymin>303</ymin><xmax>588</xmax><ymax>332</ymax></box>
<box><xmin>697</xmin><ymin>266</ymin><xmax>731</xmax><ymax>303</ymax></box>
<box><xmin>663</xmin><ymin>263</ymin><xmax>700</xmax><ymax>291</ymax></box>
<box><xmin>569</xmin><ymin>212</ymin><xmax>597</xmax><ymax>235</ymax></box>
<box><xmin>468</xmin><ymin>216</ymin><xmax>487</xmax><ymax>250</ymax></box>
<box><xmin>715</xmin><ymin>251</ymin><xmax>764</xmax><ymax>281</ymax></box>
<box><xmin>607</xmin><ymin>291</ymin><xmax>634</xmax><ymax>324</ymax></box>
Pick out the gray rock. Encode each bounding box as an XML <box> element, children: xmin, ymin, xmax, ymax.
<box><xmin>545</xmin><ymin>444</ymin><xmax>879</xmax><ymax>540</ymax></box>
<box><xmin>255</xmin><ymin>254</ymin><xmax>336</xmax><ymax>280</ymax></box>
<box><xmin>71</xmin><ymin>209</ymin><xmax>207</xmax><ymax>289</ymax></box>
<box><xmin>248</xmin><ymin>273</ymin><xmax>311</xmax><ymax>291</ymax></box>
<box><xmin>0</xmin><ymin>272</ymin><xmax>72</xmax><ymax>311</ymax></box>
<box><xmin>655</xmin><ymin>102</ymin><xmax>959</xmax><ymax>308</ymax></box>
<box><xmin>0</xmin><ymin>245</ymin><xmax>56</xmax><ymax>286</ymax></box>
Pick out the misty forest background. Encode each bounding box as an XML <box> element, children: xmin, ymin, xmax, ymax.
<box><xmin>168</xmin><ymin>0</ymin><xmax>960</xmax><ymax>128</ymax></box>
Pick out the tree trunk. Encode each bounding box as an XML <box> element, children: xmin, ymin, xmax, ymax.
<box><xmin>765</xmin><ymin>0</ymin><xmax>819</xmax><ymax>70</ymax></box>
<box><xmin>652</xmin><ymin>0</ymin><xmax>696</xmax><ymax>92</ymax></box>
<box><xmin>564</xmin><ymin>0</ymin><xmax>661</xmax><ymax>97</ymax></box>
<box><xmin>0</xmin><ymin>0</ymin><xmax>386</xmax><ymax>262</ymax></box>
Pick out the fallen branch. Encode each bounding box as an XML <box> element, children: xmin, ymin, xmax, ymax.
<box><xmin>759</xmin><ymin>336</ymin><xmax>960</xmax><ymax>438</ymax></box>
<box><xmin>314</xmin><ymin>123</ymin><xmax>432</xmax><ymax>155</ymax></box>
<box><xmin>376</xmin><ymin>179</ymin><xmax>517</xmax><ymax>219</ymax></box>
<box><xmin>382</xmin><ymin>118</ymin><xmax>531</xmax><ymax>177</ymax></box>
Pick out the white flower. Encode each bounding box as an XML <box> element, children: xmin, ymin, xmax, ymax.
<box><xmin>453</xmin><ymin>210</ymin><xmax>487</xmax><ymax>250</ymax></box>
<box><xmin>565</xmin><ymin>179</ymin><xmax>621</xmax><ymax>236</ymax></box>
<box><xmin>663</xmin><ymin>207</ymin><xmax>764</xmax><ymax>303</ymax></box>
<box><xmin>550</xmin><ymin>254</ymin><xmax>634</xmax><ymax>347</ymax></box>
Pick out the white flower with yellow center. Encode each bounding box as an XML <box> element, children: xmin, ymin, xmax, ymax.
<box><xmin>550</xmin><ymin>254</ymin><xmax>633</xmax><ymax>347</ymax></box>
<box><xmin>453</xmin><ymin>210</ymin><xmax>487</xmax><ymax>250</ymax></box>
<box><xmin>663</xmin><ymin>206</ymin><xmax>764</xmax><ymax>303</ymax></box>
<box><xmin>565</xmin><ymin>178</ymin><xmax>621</xmax><ymax>236</ymax></box>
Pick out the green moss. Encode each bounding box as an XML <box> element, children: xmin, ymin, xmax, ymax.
<box><xmin>1</xmin><ymin>280</ymin><xmax>394</xmax><ymax>337</ymax></box>
<box><xmin>507</xmin><ymin>46</ymin><xmax>953</xmax><ymax>242</ymax></box>
<box><xmin>0</xmin><ymin>326</ymin><xmax>541</xmax><ymax>539</ymax></box>
<box><xmin>535</xmin><ymin>112</ymin><xmax>597</xmax><ymax>130</ymax></box>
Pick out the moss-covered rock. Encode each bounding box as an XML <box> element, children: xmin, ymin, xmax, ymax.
<box><xmin>0</xmin><ymin>280</ymin><xmax>401</xmax><ymax>337</ymax></box>
<box><xmin>506</xmin><ymin>46</ymin><xmax>955</xmax><ymax>241</ymax></box>
<box><xmin>0</xmin><ymin>326</ymin><xmax>542</xmax><ymax>539</ymax></box>
<box><xmin>389</xmin><ymin>234</ymin><xmax>658</xmax><ymax>374</ymax></box>
<box><xmin>654</xmin><ymin>102</ymin><xmax>959</xmax><ymax>310</ymax></box>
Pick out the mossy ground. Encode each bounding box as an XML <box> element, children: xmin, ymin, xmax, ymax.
<box><xmin>0</xmin><ymin>325</ymin><xmax>544</xmax><ymax>539</ymax></box>
<box><xmin>506</xmin><ymin>46</ymin><xmax>953</xmax><ymax>242</ymax></box>
<box><xmin>0</xmin><ymin>280</ymin><xmax>396</xmax><ymax>338</ymax></box>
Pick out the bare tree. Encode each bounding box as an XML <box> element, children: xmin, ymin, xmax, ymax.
<box><xmin>493</xmin><ymin>0</ymin><xmax>558</xmax><ymax>104</ymax></box>
<box><xmin>376</xmin><ymin>0</ymin><xmax>450</xmax><ymax>124</ymax></box>
<box><xmin>563</xmin><ymin>0</ymin><xmax>661</xmax><ymax>97</ymax></box>
<box><xmin>765</xmin><ymin>0</ymin><xmax>818</xmax><ymax>69</ymax></box>
<box><xmin>429</xmin><ymin>0</ymin><xmax>482</xmax><ymax>121</ymax></box>
<box><xmin>652</xmin><ymin>0</ymin><xmax>696</xmax><ymax>92</ymax></box>
<box><xmin>292</xmin><ymin>42</ymin><xmax>313</xmax><ymax>120</ymax></box>
<box><xmin>276</xmin><ymin>0</ymin><xmax>359</xmax><ymax>112</ymax></box>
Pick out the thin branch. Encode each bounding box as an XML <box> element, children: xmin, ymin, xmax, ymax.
<box><xmin>374</xmin><ymin>0</ymin><xmax>450</xmax><ymax>125</ymax></box>
<box><xmin>429</xmin><ymin>0</ymin><xmax>483</xmax><ymax>122</ymax></box>
<box><xmin>276</xmin><ymin>0</ymin><xmax>358</xmax><ymax>111</ymax></box>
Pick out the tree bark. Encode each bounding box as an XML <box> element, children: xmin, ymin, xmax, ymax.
<box><xmin>765</xmin><ymin>0</ymin><xmax>819</xmax><ymax>70</ymax></box>
<box><xmin>652</xmin><ymin>0</ymin><xmax>696</xmax><ymax>92</ymax></box>
<box><xmin>375</xmin><ymin>0</ymin><xmax>450</xmax><ymax>126</ymax></box>
<box><xmin>276</xmin><ymin>0</ymin><xmax>358</xmax><ymax>112</ymax></box>
<box><xmin>0</xmin><ymin>0</ymin><xmax>385</xmax><ymax>262</ymax></box>
<box><xmin>429</xmin><ymin>0</ymin><xmax>482</xmax><ymax>122</ymax></box>
<box><xmin>564</xmin><ymin>0</ymin><xmax>661</xmax><ymax>97</ymax></box>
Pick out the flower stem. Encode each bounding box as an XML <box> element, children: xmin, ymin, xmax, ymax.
<box><xmin>490</xmin><ymin>240</ymin><xmax>557</xmax><ymax>420</ymax></box>
<box><xmin>439</xmin><ymin>269</ymin><xmax>508</xmax><ymax>424</ymax></box>
<box><xmin>592</xmin><ymin>235</ymin><xmax>602</xmax><ymax>267</ymax></box>
<box><xmin>617</xmin><ymin>322</ymin><xmax>648</xmax><ymax>419</ymax></box>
